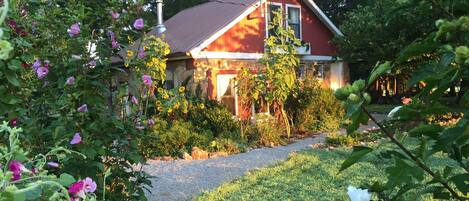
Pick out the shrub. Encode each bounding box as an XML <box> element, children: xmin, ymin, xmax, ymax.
<box><xmin>208</xmin><ymin>138</ymin><xmax>246</xmax><ymax>154</ymax></box>
<box><xmin>188</xmin><ymin>100</ymin><xmax>240</xmax><ymax>138</ymax></box>
<box><xmin>249</xmin><ymin>114</ymin><xmax>286</xmax><ymax>147</ymax></box>
<box><xmin>286</xmin><ymin>79</ymin><xmax>344</xmax><ymax>134</ymax></box>
<box><xmin>325</xmin><ymin>133</ymin><xmax>356</xmax><ymax>146</ymax></box>
<box><xmin>141</xmin><ymin>119</ymin><xmax>212</xmax><ymax>157</ymax></box>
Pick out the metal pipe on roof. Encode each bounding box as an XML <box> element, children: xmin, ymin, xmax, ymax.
<box><xmin>156</xmin><ymin>0</ymin><xmax>166</xmax><ymax>34</ymax></box>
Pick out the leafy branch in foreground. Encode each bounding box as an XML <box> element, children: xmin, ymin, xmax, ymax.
<box><xmin>334</xmin><ymin>4</ymin><xmax>468</xmax><ymax>199</ymax></box>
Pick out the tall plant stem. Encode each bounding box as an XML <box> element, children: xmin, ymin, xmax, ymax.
<box><xmin>360</xmin><ymin>106</ymin><xmax>463</xmax><ymax>201</ymax></box>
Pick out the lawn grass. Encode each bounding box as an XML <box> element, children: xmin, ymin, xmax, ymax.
<box><xmin>366</xmin><ymin>104</ymin><xmax>399</xmax><ymax>114</ymax></box>
<box><xmin>195</xmin><ymin>140</ymin><xmax>454</xmax><ymax>201</ymax></box>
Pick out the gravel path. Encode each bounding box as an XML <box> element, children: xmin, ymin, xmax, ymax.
<box><xmin>142</xmin><ymin>114</ymin><xmax>387</xmax><ymax>201</ymax></box>
<box><xmin>142</xmin><ymin>135</ymin><xmax>326</xmax><ymax>201</ymax></box>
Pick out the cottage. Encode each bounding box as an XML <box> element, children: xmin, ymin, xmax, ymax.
<box><xmin>125</xmin><ymin>0</ymin><xmax>348</xmax><ymax>117</ymax></box>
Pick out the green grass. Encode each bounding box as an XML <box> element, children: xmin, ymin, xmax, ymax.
<box><xmin>366</xmin><ymin>104</ymin><xmax>399</xmax><ymax>114</ymax></box>
<box><xmin>195</xmin><ymin>140</ymin><xmax>455</xmax><ymax>201</ymax></box>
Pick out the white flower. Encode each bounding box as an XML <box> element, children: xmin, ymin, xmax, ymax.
<box><xmin>347</xmin><ymin>186</ymin><xmax>371</xmax><ymax>201</ymax></box>
<box><xmin>387</xmin><ymin>106</ymin><xmax>402</xmax><ymax>119</ymax></box>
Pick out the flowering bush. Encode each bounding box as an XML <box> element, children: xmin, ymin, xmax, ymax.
<box><xmin>0</xmin><ymin>122</ymin><xmax>104</xmax><ymax>200</ymax></box>
<box><xmin>0</xmin><ymin>0</ymin><xmax>168</xmax><ymax>199</ymax></box>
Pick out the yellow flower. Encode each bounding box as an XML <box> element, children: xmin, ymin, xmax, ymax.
<box><xmin>199</xmin><ymin>103</ymin><xmax>205</xmax><ymax>109</ymax></box>
<box><xmin>144</xmin><ymin>46</ymin><xmax>149</xmax><ymax>51</ymax></box>
<box><xmin>167</xmin><ymin>108</ymin><xmax>173</xmax><ymax>113</ymax></box>
<box><xmin>152</xmin><ymin>57</ymin><xmax>158</xmax><ymax>63</ymax></box>
<box><xmin>174</xmin><ymin>102</ymin><xmax>180</xmax><ymax>109</ymax></box>
<box><xmin>127</xmin><ymin>50</ymin><xmax>134</xmax><ymax>58</ymax></box>
<box><xmin>146</xmin><ymin>62</ymin><xmax>153</xmax><ymax>67</ymax></box>
<box><xmin>163</xmin><ymin>94</ymin><xmax>169</xmax><ymax>99</ymax></box>
<box><xmin>157</xmin><ymin>106</ymin><xmax>163</xmax><ymax>111</ymax></box>
<box><xmin>183</xmin><ymin>109</ymin><xmax>188</xmax><ymax>114</ymax></box>
<box><xmin>157</xmin><ymin>88</ymin><xmax>164</xmax><ymax>93</ymax></box>
<box><xmin>124</xmin><ymin>63</ymin><xmax>129</xmax><ymax>68</ymax></box>
<box><xmin>178</xmin><ymin>86</ymin><xmax>185</xmax><ymax>93</ymax></box>
<box><xmin>155</xmin><ymin>101</ymin><xmax>161</xmax><ymax>106</ymax></box>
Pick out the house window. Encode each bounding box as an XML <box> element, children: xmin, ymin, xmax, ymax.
<box><xmin>267</xmin><ymin>3</ymin><xmax>282</xmax><ymax>38</ymax></box>
<box><xmin>287</xmin><ymin>6</ymin><xmax>301</xmax><ymax>39</ymax></box>
<box><xmin>165</xmin><ymin>69</ymin><xmax>175</xmax><ymax>89</ymax></box>
<box><xmin>217</xmin><ymin>74</ymin><xmax>238</xmax><ymax>115</ymax></box>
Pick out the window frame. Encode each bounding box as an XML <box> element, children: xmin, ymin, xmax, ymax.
<box><xmin>265</xmin><ymin>2</ymin><xmax>283</xmax><ymax>39</ymax></box>
<box><xmin>285</xmin><ymin>4</ymin><xmax>302</xmax><ymax>40</ymax></box>
<box><xmin>216</xmin><ymin>74</ymin><xmax>239</xmax><ymax>116</ymax></box>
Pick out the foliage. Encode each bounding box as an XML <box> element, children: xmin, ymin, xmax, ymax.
<box><xmin>334</xmin><ymin>0</ymin><xmax>442</xmax><ymax>80</ymax></box>
<box><xmin>314</xmin><ymin>0</ymin><xmax>367</xmax><ymax>25</ymax></box>
<box><xmin>208</xmin><ymin>138</ymin><xmax>245</xmax><ymax>155</ymax></box>
<box><xmin>325</xmin><ymin>131</ymin><xmax>383</xmax><ymax>147</ymax></box>
<box><xmin>161</xmin><ymin>0</ymin><xmax>208</xmax><ymax>20</ymax></box>
<box><xmin>142</xmin><ymin>119</ymin><xmax>211</xmax><ymax>157</ymax></box>
<box><xmin>237</xmin><ymin>10</ymin><xmax>301</xmax><ymax>137</ymax></box>
<box><xmin>248</xmin><ymin>114</ymin><xmax>286</xmax><ymax>147</ymax></box>
<box><xmin>188</xmin><ymin>100</ymin><xmax>239</xmax><ymax>138</ymax></box>
<box><xmin>0</xmin><ymin>1</ymin><xmax>169</xmax><ymax>199</ymax></box>
<box><xmin>196</xmin><ymin>139</ymin><xmax>456</xmax><ymax>201</ymax></box>
<box><xmin>0</xmin><ymin>122</ymin><xmax>101</xmax><ymax>201</ymax></box>
<box><xmin>286</xmin><ymin>78</ymin><xmax>344</xmax><ymax>134</ymax></box>
<box><xmin>335</xmin><ymin>1</ymin><xmax>469</xmax><ymax>199</ymax></box>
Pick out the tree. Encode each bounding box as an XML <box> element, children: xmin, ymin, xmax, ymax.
<box><xmin>162</xmin><ymin>0</ymin><xmax>207</xmax><ymax>20</ymax></box>
<box><xmin>314</xmin><ymin>0</ymin><xmax>366</xmax><ymax>25</ymax></box>
<box><xmin>334</xmin><ymin>0</ymin><xmax>442</xmax><ymax>80</ymax></box>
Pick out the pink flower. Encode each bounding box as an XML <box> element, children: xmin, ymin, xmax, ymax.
<box><xmin>47</xmin><ymin>162</ymin><xmax>60</xmax><ymax>168</ymax></box>
<box><xmin>8</xmin><ymin>160</ymin><xmax>27</xmax><ymax>181</ymax></box>
<box><xmin>131</xmin><ymin>96</ymin><xmax>138</xmax><ymax>104</ymax></box>
<box><xmin>138</xmin><ymin>49</ymin><xmax>146</xmax><ymax>59</ymax></box>
<box><xmin>68</xmin><ymin>180</ymin><xmax>86</xmax><ymax>198</ymax></box>
<box><xmin>70</xmin><ymin>133</ymin><xmax>82</xmax><ymax>145</ymax></box>
<box><xmin>111</xmin><ymin>11</ymin><xmax>120</xmax><ymax>20</ymax></box>
<box><xmin>77</xmin><ymin>104</ymin><xmax>88</xmax><ymax>112</ymax></box>
<box><xmin>9</xmin><ymin>118</ymin><xmax>17</xmax><ymax>127</ymax></box>
<box><xmin>32</xmin><ymin>59</ymin><xmax>41</xmax><ymax>71</ymax></box>
<box><xmin>66</xmin><ymin>76</ymin><xmax>76</xmax><ymax>85</ymax></box>
<box><xmin>133</xmin><ymin>18</ymin><xmax>144</xmax><ymax>30</ymax></box>
<box><xmin>68</xmin><ymin>23</ymin><xmax>80</xmax><ymax>37</ymax></box>
<box><xmin>142</xmin><ymin>75</ymin><xmax>152</xmax><ymax>86</ymax></box>
<box><xmin>37</xmin><ymin>67</ymin><xmax>49</xmax><ymax>79</ymax></box>
<box><xmin>148</xmin><ymin>119</ymin><xmax>155</xmax><ymax>126</ymax></box>
<box><xmin>111</xmin><ymin>40</ymin><xmax>120</xmax><ymax>49</ymax></box>
<box><xmin>83</xmin><ymin>177</ymin><xmax>97</xmax><ymax>193</ymax></box>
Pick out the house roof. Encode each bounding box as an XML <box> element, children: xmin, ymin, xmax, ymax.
<box><xmin>116</xmin><ymin>0</ymin><xmax>342</xmax><ymax>62</ymax></box>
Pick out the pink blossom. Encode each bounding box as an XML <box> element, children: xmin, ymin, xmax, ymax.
<box><xmin>131</xmin><ymin>96</ymin><xmax>138</xmax><ymax>104</ymax></box>
<box><xmin>138</xmin><ymin>49</ymin><xmax>146</xmax><ymax>59</ymax></box>
<box><xmin>47</xmin><ymin>162</ymin><xmax>60</xmax><ymax>168</ymax></box>
<box><xmin>111</xmin><ymin>11</ymin><xmax>120</xmax><ymax>20</ymax></box>
<box><xmin>66</xmin><ymin>76</ymin><xmax>76</xmax><ymax>85</ymax></box>
<box><xmin>68</xmin><ymin>23</ymin><xmax>80</xmax><ymax>37</ymax></box>
<box><xmin>8</xmin><ymin>160</ymin><xmax>26</xmax><ymax>181</ymax></box>
<box><xmin>83</xmin><ymin>177</ymin><xmax>97</xmax><ymax>193</ymax></box>
<box><xmin>9</xmin><ymin>118</ymin><xmax>17</xmax><ymax>127</ymax></box>
<box><xmin>142</xmin><ymin>75</ymin><xmax>152</xmax><ymax>86</ymax></box>
<box><xmin>37</xmin><ymin>67</ymin><xmax>49</xmax><ymax>79</ymax></box>
<box><xmin>148</xmin><ymin>119</ymin><xmax>155</xmax><ymax>126</ymax></box>
<box><xmin>111</xmin><ymin>40</ymin><xmax>120</xmax><ymax>49</ymax></box>
<box><xmin>68</xmin><ymin>180</ymin><xmax>86</xmax><ymax>198</ymax></box>
<box><xmin>70</xmin><ymin>133</ymin><xmax>82</xmax><ymax>145</ymax></box>
<box><xmin>32</xmin><ymin>59</ymin><xmax>41</xmax><ymax>71</ymax></box>
<box><xmin>133</xmin><ymin>18</ymin><xmax>144</xmax><ymax>30</ymax></box>
<box><xmin>77</xmin><ymin>104</ymin><xmax>88</xmax><ymax>112</ymax></box>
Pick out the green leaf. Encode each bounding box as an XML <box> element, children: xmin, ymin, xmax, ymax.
<box><xmin>58</xmin><ymin>173</ymin><xmax>76</xmax><ymax>186</ymax></box>
<box><xmin>8</xmin><ymin>59</ymin><xmax>22</xmax><ymax>71</ymax></box>
<box><xmin>408</xmin><ymin>124</ymin><xmax>443</xmax><ymax>138</ymax></box>
<box><xmin>5</xmin><ymin>70</ymin><xmax>20</xmax><ymax>87</ymax></box>
<box><xmin>397</xmin><ymin>38</ymin><xmax>440</xmax><ymax>63</ymax></box>
<box><xmin>385</xmin><ymin>158</ymin><xmax>424</xmax><ymax>189</ymax></box>
<box><xmin>449</xmin><ymin>173</ymin><xmax>469</xmax><ymax>194</ymax></box>
<box><xmin>339</xmin><ymin>146</ymin><xmax>373</xmax><ymax>172</ymax></box>
<box><xmin>368</xmin><ymin>61</ymin><xmax>392</xmax><ymax>84</ymax></box>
